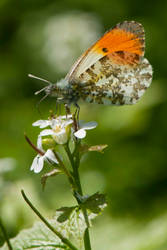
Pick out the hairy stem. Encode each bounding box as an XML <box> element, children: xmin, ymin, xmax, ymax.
<box><xmin>21</xmin><ymin>190</ymin><xmax>78</xmax><ymax>250</ymax></box>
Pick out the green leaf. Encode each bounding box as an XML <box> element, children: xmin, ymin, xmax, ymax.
<box><xmin>56</xmin><ymin>207</ymin><xmax>76</xmax><ymax>223</ymax></box>
<box><xmin>81</xmin><ymin>192</ymin><xmax>107</xmax><ymax>215</ymax></box>
<box><xmin>54</xmin><ymin>207</ymin><xmax>87</xmax><ymax>249</ymax></box>
<box><xmin>1</xmin><ymin>220</ymin><xmax>70</xmax><ymax>250</ymax></box>
<box><xmin>1</xmin><ymin>199</ymin><xmax>106</xmax><ymax>250</ymax></box>
<box><xmin>54</xmin><ymin>199</ymin><xmax>107</xmax><ymax>248</ymax></box>
<box><xmin>41</xmin><ymin>169</ymin><xmax>62</xmax><ymax>190</ymax></box>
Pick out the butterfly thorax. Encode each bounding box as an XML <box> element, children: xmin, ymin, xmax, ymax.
<box><xmin>45</xmin><ymin>79</ymin><xmax>80</xmax><ymax>104</ymax></box>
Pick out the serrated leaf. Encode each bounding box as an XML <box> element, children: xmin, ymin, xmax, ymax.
<box><xmin>1</xmin><ymin>220</ymin><xmax>70</xmax><ymax>250</ymax></box>
<box><xmin>56</xmin><ymin>206</ymin><xmax>76</xmax><ymax>223</ymax></box>
<box><xmin>54</xmin><ymin>207</ymin><xmax>86</xmax><ymax>249</ymax></box>
<box><xmin>54</xmin><ymin>199</ymin><xmax>107</xmax><ymax>249</ymax></box>
<box><xmin>2</xmin><ymin>198</ymin><xmax>106</xmax><ymax>250</ymax></box>
<box><xmin>41</xmin><ymin>169</ymin><xmax>62</xmax><ymax>190</ymax></box>
<box><xmin>82</xmin><ymin>192</ymin><xmax>107</xmax><ymax>214</ymax></box>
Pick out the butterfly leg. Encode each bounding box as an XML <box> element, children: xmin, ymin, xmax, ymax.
<box><xmin>74</xmin><ymin>103</ymin><xmax>80</xmax><ymax>124</ymax></box>
<box><xmin>55</xmin><ymin>103</ymin><xmax>62</xmax><ymax>116</ymax></box>
<box><xmin>64</xmin><ymin>104</ymin><xmax>71</xmax><ymax>118</ymax></box>
<box><xmin>36</xmin><ymin>93</ymin><xmax>50</xmax><ymax>118</ymax></box>
<box><xmin>72</xmin><ymin>103</ymin><xmax>80</xmax><ymax>132</ymax></box>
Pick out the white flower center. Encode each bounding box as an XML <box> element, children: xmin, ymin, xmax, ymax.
<box><xmin>53</xmin><ymin>124</ymin><xmax>62</xmax><ymax>133</ymax></box>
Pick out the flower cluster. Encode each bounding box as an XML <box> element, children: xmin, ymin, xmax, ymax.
<box><xmin>30</xmin><ymin>115</ymin><xmax>97</xmax><ymax>173</ymax></box>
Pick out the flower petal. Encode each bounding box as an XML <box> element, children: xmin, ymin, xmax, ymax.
<box><xmin>37</xmin><ymin>136</ymin><xmax>42</xmax><ymax>149</ymax></box>
<box><xmin>40</xmin><ymin>129</ymin><xmax>54</xmax><ymax>136</ymax></box>
<box><xmin>52</xmin><ymin>129</ymin><xmax>68</xmax><ymax>144</ymax></box>
<box><xmin>32</xmin><ymin>120</ymin><xmax>51</xmax><ymax>128</ymax></box>
<box><xmin>80</xmin><ymin>121</ymin><xmax>98</xmax><ymax>130</ymax></box>
<box><xmin>30</xmin><ymin>155</ymin><xmax>44</xmax><ymax>173</ymax></box>
<box><xmin>51</xmin><ymin>119</ymin><xmax>60</xmax><ymax>128</ymax></box>
<box><xmin>60</xmin><ymin>115</ymin><xmax>72</xmax><ymax>119</ymax></box>
<box><xmin>34</xmin><ymin>156</ymin><xmax>44</xmax><ymax>173</ymax></box>
<box><xmin>30</xmin><ymin>155</ymin><xmax>39</xmax><ymax>171</ymax></box>
<box><xmin>74</xmin><ymin>129</ymin><xmax>86</xmax><ymax>139</ymax></box>
<box><xmin>64</xmin><ymin>119</ymin><xmax>73</xmax><ymax>126</ymax></box>
<box><xmin>45</xmin><ymin>149</ymin><xmax>58</xmax><ymax>164</ymax></box>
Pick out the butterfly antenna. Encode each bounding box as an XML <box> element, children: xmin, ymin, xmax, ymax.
<box><xmin>34</xmin><ymin>86</ymin><xmax>48</xmax><ymax>95</ymax></box>
<box><xmin>28</xmin><ymin>74</ymin><xmax>52</xmax><ymax>85</ymax></box>
<box><xmin>28</xmin><ymin>74</ymin><xmax>53</xmax><ymax>95</ymax></box>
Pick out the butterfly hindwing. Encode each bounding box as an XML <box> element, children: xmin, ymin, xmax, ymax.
<box><xmin>76</xmin><ymin>55</ymin><xmax>152</xmax><ymax>105</ymax></box>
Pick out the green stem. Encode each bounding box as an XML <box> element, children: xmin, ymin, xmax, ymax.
<box><xmin>84</xmin><ymin>228</ymin><xmax>91</xmax><ymax>250</ymax></box>
<box><xmin>0</xmin><ymin>218</ymin><xmax>13</xmax><ymax>250</ymax></box>
<box><xmin>64</xmin><ymin>144</ymin><xmax>75</xmax><ymax>167</ymax></box>
<box><xmin>53</xmin><ymin>150</ymin><xmax>76</xmax><ymax>190</ymax></box>
<box><xmin>64</xmin><ymin>142</ymin><xmax>92</xmax><ymax>250</ymax></box>
<box><xmin>21</xmin><ymin>190</ymin><xmax>78</xmax><ymax>250</ymax></box>
<box><xmin>64</xmin><ymin>144</ymin><xmax>82</xmax><ymax>194</ymax></box>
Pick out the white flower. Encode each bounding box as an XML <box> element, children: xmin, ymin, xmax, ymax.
<box><xmin>74</xmin><ymin>121</ymin><xmax>98</xmax><ymax>139</ymax></box>
<box><xmin>33</xmin><ymin>116</ymin><xmax>97</xmax><ymax>143</ymax></box>
<box><xmin>32</xmin><ymin>119</ymin><xmax>51</xmax><ymax>128</ymax></box>
<box><xmin>30</xmin><ymin>137</ymin><xmax>58</xmax><ymax>173</ymax></box>
<box><xmin>33</xmin><ymin>116</ymin><xmax>73</xmax><ymax>145</ymax></box>
<box><xmin>32</xmin><ymin>115</ymin><xmax>72</xmax><ymax>129</ymax></box>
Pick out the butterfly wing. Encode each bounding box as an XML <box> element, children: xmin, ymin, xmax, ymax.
<box><xmin>77</xmin><ymin>56</ymin><xmax>152</xmax><ymax>105</ymax></box>
<box><xmin>65</xmin><ymin>21</ymin><xmax>152</xmax><ymax>105</ymax></box>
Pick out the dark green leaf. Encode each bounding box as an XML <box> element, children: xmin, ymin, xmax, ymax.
<box><xmin>56</xmin><ymin>206</ymin><xmax>76</xmax><ymax>223</ymax></box>
<box><xmin>82</xmin><ymin>192</ymin><xmax>107</xmax><ymax>214</ymax></box>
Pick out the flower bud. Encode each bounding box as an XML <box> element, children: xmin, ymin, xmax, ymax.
<box><xmin>42</xmin><ymin>138</ymin><xmax>56</xmax><ymax>149</ymax></box>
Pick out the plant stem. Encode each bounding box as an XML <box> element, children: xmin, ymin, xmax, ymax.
<box><xmin>64</xmin><ymin>144</ymin><xmax>82</xmax><ymax>194</ymax></box>
<box><xmin>21</xmin><ymin>190</ymin><xmax>78</xmax><ymax>250</ymax></box>
<box><xmin>64</xmin><ymin>142</ymin><xmax>92</xmax><ymax>250</ymax></box>
<box><xmin>53</xmin><ymin>150</ymin><xmax>76</xmax><ymax>190</ymax></box>
<box><xmin>84</xmin><ymin>228</ymin><xmax>91</xmax><ymax>250</ymax></box>
<box><xmin>0</xmin><ymin>218</ymin><xmax>13</xmax><ymax>250</ymax></box>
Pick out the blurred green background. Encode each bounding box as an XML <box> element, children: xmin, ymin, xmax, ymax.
<box><xmin>0</xmin><ymin>0</ymin><xmax>167</xmax><ymax>249</ymax></box>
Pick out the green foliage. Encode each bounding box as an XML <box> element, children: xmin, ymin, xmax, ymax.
<box><xmin>2</xmin><ymin>199</ymin><xmax>107</xmax><ymax>250</ymax></box>
<box><xmin>81</xmin><ymin>193</ymin><xmax>107</xmax><ymax>215</ymax></box>
<box><xmin>1</xmin><ymin>220</ymin><xmax>69</xmax><ymax>250</ymax></box>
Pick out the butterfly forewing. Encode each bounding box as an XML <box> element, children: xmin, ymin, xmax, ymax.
<box><xmin>66</xmin><ymin>21</ymin><xmax>145</xmax><ymax>81</ymax></box>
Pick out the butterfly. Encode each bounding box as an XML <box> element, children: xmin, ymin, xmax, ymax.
<box><xmin>30</xmin><ymin>21</ymin><xmax>153</xmax><ymax>106</ymax></box>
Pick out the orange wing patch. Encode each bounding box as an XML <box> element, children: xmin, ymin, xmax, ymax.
<box><xmin>93</xmin><ymin>21</ymin><xmax>145</xmax><ymax>65</ymax></box>
<box><xmin>66</xmin><ymin>21</ymin><xmax>145</xmax><ymax>81</ymax></box>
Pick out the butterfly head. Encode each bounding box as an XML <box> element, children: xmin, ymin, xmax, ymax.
<box><xmin>29</xmin><ymin>74</ymin><xmax>77</xmax><ymax>104</ymax></box>
<box><xmin>42</xmin><ymin>79</ymin><xmax>79</xmax><ymax>104</ymax></box>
